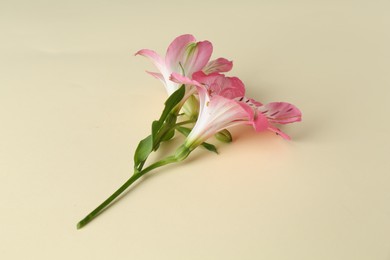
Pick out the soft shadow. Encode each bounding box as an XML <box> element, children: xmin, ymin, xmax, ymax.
<box><xmin>289</xmin><ymin>114</ymin><xmax>328</xmax><ymax>142</ymax></box>
<box><xmin>91</xmin><ymin>112</ymin><xmax>326</xmax><ymax>220</ymax></box>
<box><xmin>92</xmin><ymin>152</ymin><xmax>205</xmax><ymax>218</ymax></box>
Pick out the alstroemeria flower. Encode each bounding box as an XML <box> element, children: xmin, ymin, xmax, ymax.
<box><xmin>234</xmin><ymin>97</ymin><xmax>302</xmax><ymax>140</ymax></box>
<box><xmin>77</xmin><ymin>35</ymin><xmax>303</xmax><ymax>230</ymax></box>
<box><xmin>170</xmin><ymin>72</ymin><xmax>302</xmax><ymax>150</ymax></box>
<box><xmin>135</xmin><ymin>34</ymin><xmax>232</xmax><ymax>95</ymax></box>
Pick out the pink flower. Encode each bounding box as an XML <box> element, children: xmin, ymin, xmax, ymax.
<box><xmin>170</xmin><ymin>72</ymin><xmax>302</xmax><ymax>150</ymax></box>
<box><xmin>135</xmin><ymin>34</ymin><xmax>232</xmax><ymax>95</ymax></box>
<box><xmin>202</xmin><ymin>58</ymin><xmax>233</xmax><ymax>74</ymax></box>
<box><xmin>235</xmin><ymin>97</ymin><xmax>302</xmax><ymax>140</ymax></box>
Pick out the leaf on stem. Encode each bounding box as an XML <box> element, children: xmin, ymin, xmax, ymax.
<box><xmin>134</xmin><ymin>135</ymin><xmax>153</xmax><ymax>170</ymax></box>
<box><xmin>176</xmin><ymin>126</ymin><xmax>218</xmax><ymax>154</ymax></box>
<box><xmin>134</xmin><ymin>85</ymin><xmax>186</xmax><ymax>170</ymax></box>
<box><xmin>158</xmin><ymin>85</ymin><xmax>185</xmax><ymax>124</ymax></box>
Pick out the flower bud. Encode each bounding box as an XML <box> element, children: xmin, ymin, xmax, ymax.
<box><xmin>215</xmin><ymin>129</ymin><xmax>233</xmax><ymax>143</ymax></box>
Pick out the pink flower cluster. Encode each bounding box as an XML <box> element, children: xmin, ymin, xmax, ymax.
<box><xmin>77</xmin><ymin>34</ymin><xmax>302</xmax><ymax>229</ymax></box>
<box><xmin>137</xmin><ymin>34</ymin><xmax>301</xmax><ymax>150</ymax></box>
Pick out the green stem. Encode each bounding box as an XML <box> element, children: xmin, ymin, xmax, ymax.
<box><xmin>136</xmin><ymin>118</ymin><xmax>194</xmax><ymax>173</ymax></box>
<box><xmin>77</xmin><ymin>156</ymin><xmax>178</xmax><ymax>229</ymax></box>
<box><xmin>142</xmin><ymin>156</ymin><xmax>177</xmax><ymax>173</ymax></box>
<box><xmin>175</xmin><ymin>119</ymin><xmax>196</xmax><ymax>127</ymax></box>
<box><xmin>137</xmin><ymin>160</ymin><xmax>146</xmax><ymax>172</ymax></box>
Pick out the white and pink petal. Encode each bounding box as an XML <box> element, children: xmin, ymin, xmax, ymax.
<box><xmin>185</xmin><ymin>86</ymin><xmax>250</xmax><ymax>149</ymax></box>
<box><xmin>258</xmin><ymin>102</ymin><xmax>302</xmax><ymax>124</ymax></box>
<box><xmin>203</xmin><ymin>58</ymin><xmax>233</xmax><ymax>74</ymax></box>
<box><xmin>146</xmin><ymin>71</ymin><xmax>165</xmax><ymax>82</ymax></box>
<box><xmin>170</xmin><ymin>72</ymin><xmax>203</xmax><ymax>88</ymax></box>
<box><xmin>165</xmin><ymin>34</ymin><xmax>197</xmax><ymax>72</ymax></box>
<box><xmin>135</xmin><ymin>49</ymin><xmax>166</xmax><ymax>75</ymax></box>
<box><xmin>182</xmin><ymin>41</ymin><xmax>213</xmax><ymax>77</ymax></box>
<box><xmin>192</xmin><ymin>71</ymin><xmax>245</xmax><ymax>99</ymax></box>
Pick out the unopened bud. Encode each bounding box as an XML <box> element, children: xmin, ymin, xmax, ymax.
<box><xmin>215</xmin><ymin>129</ymin><xmax>233</xmax><ymax>143</ymax></box>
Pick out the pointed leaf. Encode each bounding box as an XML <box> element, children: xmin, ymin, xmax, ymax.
<box><xmin>134</xmin><ymin>135</ymin><xmax>153</xmax><ymax>169</ymax></box>
<box><xmin>158</xmin><ymin>84</ymin><xmax>185</xmax><ymax>124</ymax></box>
<box><xmin>175</xmin><ymin>126</ymin><xmax>191</xmax><ymax>136</ymax></box>
<box><xmin>151</xmin><ymin>120</ymin><xmax>161</xmax><ymax>140</ymax></box>
<box><xmin>201</xmin><ymin>142</ymin><xmax>219</xmax><ymax>154</ymax></box>
<box><xmin>161</xmin><ymin>128</ymin><xmax>175</xmax><ymax>142</ymax></box>
<box><xmin>176</xmin><ymin>126</ymin><xmax>218</xmax><ymax>154</ymax></box>
<box><xmin>150</xmin><ymin>85</ymin><xmax>185</xmax><ymax>149</ymax></box>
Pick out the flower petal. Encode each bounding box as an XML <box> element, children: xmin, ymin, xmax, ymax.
<box><xmin>170</xmin><ymin>72</ymin><xmax>203</xmax><ymax>88</ymax></box>
<box><xmin>258</xmin><ymin>102</ymin><xmax>302</xmax><ymax>124</ymax></box>
<box><xmin>165</xmin><ymin>34</ymin><xmax>196</xmax><ymax>72</ymax></box>
<box><xmin>146</xmin><ymin>71</ymin><xmax>165</xmax><ymax>83</ymax></box>
<box><xmin>267</xmin><ymin>126</ymin><xmax>291</xmax><ymax>140</ymax></box>
<box><xmin>185</xmin><ymin>85</ymin><xmax>249</xmax><ymax>149</ymax></box>
<box><xmin>192</xmin><ymin>71</ymin><xmax>245</xmax><ymax>99</ymax></box>
<box><xmin>203</xmin><ymin>58</ymin><xmax>233</xmax><ymax>74</ymax></box>
<box><xmin>237</xmin><ymin>102</ymin><xmax>269</xmax><ymax>131</ymax></box>
<box><xmin>183</xmin><ymin>40</ymin><xmax>213</xmax><ymax>77</ymax></box>
<box><xmin>219</xmin><ymin>76</ymin><xmax>245</xmax><ymax>99</ymax></box>
<box><xmin>235</xmin><ymin>96</ymin><xmax>263</xmax><ymax>107</ymax></box>
<box><xmin>135</xmin><ymin>49</ymin><xmax>165</xmax><ymax>73</ymax></box>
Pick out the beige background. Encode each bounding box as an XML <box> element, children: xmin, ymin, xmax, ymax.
<box><xmin>1</xmin><ymin>0</ymin><xmax>389</xmax><ymax>259</ymax></box>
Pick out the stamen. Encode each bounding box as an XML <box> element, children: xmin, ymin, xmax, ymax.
<box><xmin>179</xmin><ymin>62</ymin><xmax>185</xmax><ymax>76</ymax></box>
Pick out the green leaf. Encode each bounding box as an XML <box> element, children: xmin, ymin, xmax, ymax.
<box><xmin>133</xmin><ymin>85</ymin><xmax>186</xmax><ymax>171</ymax></box>
<box><xmin>151</xmin><ymin>120</ymin><xmax>161</xmax><ymax>140</ymax></box>
<box><xmin>201</xmin><ymin>142</ymin><xmax>219</xmax><ymax>154</ymax></box>
<box><xmin>133</xmin><ymin>135</ymin><xmax>152</xmax><ymax>169</ymax></box>
<box><xmin>215</xmin><ymin>129</ymin><xmax>233</xmax><ymax>143</ymax></box>
<box><xmin>175</xmin><ymin>126</ymin><xmax>191</xmax><ymax>136</ymax></box>
<box><xmin>176</xmin><ymin>126</ymin><xmax>218</xmax><ymax>154</ymax></box>
<box><xmin>158</xmin><ymin>85</ymin><xmax>185</xmax><ymax>124</ymax></box>
<box><xmin>161</xmin><ymin>128</ymin><xmax>175</xmax><ymax>142</ymax></box>
<box><xmin>151</xmin><ymin>85</ymin><xmax>185</xmax><ymax>147</ymax></box>
<box><xmin>165</xmin><ymin>113</ymin><xmax>177</xmax><ymax>126</ymax></box>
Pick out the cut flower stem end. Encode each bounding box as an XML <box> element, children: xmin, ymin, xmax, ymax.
<box><xmin>77</xmin><ymin>171</ymin><xmax>143</xmax><ymax>229</ymax></box>
<box><xmin>76</xmin><ymin>146</ymin><xmax>191</xmax><ymax>229</ymax></box>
